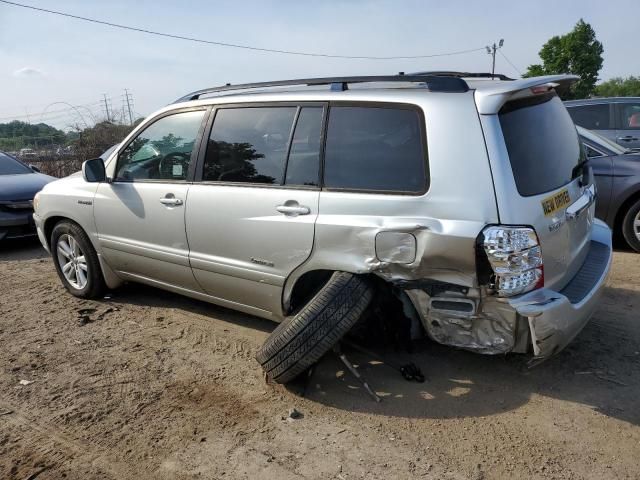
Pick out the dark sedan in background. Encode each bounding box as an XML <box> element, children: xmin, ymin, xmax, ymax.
<box><xmin>579</xmin><ymin>126</ymin><xmax>640</xmax><ymax>251</ymax></box>
<box><xmin>0</xmin><ymin>152</ymin><xmax>55</xmax><ymax>241</ymax></box>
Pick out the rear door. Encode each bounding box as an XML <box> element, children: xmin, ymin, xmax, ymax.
<box><xmin>492</xmin><ymin>93</ymin><xmax>594</xmax><ymax>290</ymax></box>
<box><xmin>615</xmin><ymin>101</ymin><xmax>640</xmax><ymax>149</ymax></box>
<box><xmin>185</xmin><ymin>104</ymin><xmax>324</xmax><ymax>317</ymax></box>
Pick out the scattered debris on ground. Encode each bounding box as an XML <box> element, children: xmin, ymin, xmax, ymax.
<box><xmin>1</xmin><ymin>239</ymin><xmax>639</xmax><ymax>479</ymax></box>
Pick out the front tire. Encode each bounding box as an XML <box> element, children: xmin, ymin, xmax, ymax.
<box><xmin>51</xmin><ymin>221</ymin><xmax>105</xmax><ymax>299</ymax></box>
<box><xmin>622</xmin><ymin>198</ymin><xmax>640</xmax><ymax>253</ymax></box>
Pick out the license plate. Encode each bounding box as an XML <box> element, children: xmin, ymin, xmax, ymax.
<box><xmin>541</xmin><ymin>188</ymin><xmax>571</xmax><ymax>217</ymax></box>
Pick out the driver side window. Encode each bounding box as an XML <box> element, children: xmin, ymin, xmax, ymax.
<box><xmin>116</xmin><ymin>110</ymin><xmax>205</xmax><ymax>181</ymax></box>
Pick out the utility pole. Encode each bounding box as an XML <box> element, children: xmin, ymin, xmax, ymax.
<box><xmin>102</xmin><ymin>94</ymin><xmax>112</xmax><ymax>122</ymax></box>
<box><xmin>486</xmin><ymin>39</ymin><xmax>504</xmax><ymax>79</ymax></box>
<box><xmin>124</xmin><ymin>89</ymin><xmax>134</xmax><ymax>126</ymax></box>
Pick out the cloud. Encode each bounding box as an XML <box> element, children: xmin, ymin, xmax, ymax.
<box><xmin>13</xmin><ymin>67</ymin><xmax>45</xmax><ymax>77</ymax></box>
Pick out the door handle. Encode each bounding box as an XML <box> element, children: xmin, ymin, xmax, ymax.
<box><xmin>618</xmin><ymin>136</ymin><xmax>639</xmax><ymax>142</ymax></box>
<box><xmin>276</xmin><ymin>204</ymin><xmax>310</xmax><ymax>216</ymax></box>
<box><xmin>160</xmin><ymin>197</ymin><xmax>184</xmax><ymax>206</ymax></box>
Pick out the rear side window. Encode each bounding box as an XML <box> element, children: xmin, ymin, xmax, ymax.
<box><xmin>285</xmin><ymin>107</ymin><xmax>323</xmax><ymax>186</ymax></box>
<box><xmin>204</xmin><ymin>107</ymin><xmax>297</xmax><ymax>184</ymax></box>
<box><xmin>323</xmin><ymin>106</ymin><xmax>427</xmax><ymax>193</ymax></box>
<box><xmin>567</xmin><ymin>104</ymin><xmax>610</xmax><ymax>130</ymax></box>
<box><xmin>499</xmin><ymin>94</ymin><xmax>583</xmax><ymax>197</ymax></box>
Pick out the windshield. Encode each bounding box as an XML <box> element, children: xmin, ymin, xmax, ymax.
<box><xmin>499</xmin><ymin>93</ymin><xmax>583</xmax><ymax>197</ymax></box>
<box><xmin>0</xmin><ymin>152</ymin><xmax>32</xmax><ymax>175</ymax></box>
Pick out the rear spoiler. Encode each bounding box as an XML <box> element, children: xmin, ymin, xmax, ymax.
<box><xmin>474</xmin><ymin>75</ymin><xmax>579</xmax><ymax>114</ymax></box>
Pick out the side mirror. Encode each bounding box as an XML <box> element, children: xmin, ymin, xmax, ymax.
<box><xmin>29</xmin><ymin>164</ymin><xmax>41</xmax><ymax>173</ymax></box>
<box><xmin>82</xmin><ymin>158</ymin><xmax>106</xmax><ymax>183</ymax></box>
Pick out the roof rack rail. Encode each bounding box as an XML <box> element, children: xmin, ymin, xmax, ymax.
<box><xmin>174</xmin><ymin>74</ymin><xmax>469</xmax><ymax>103</ymax></box>
<box><xmin>410</xmin><ymin>71</ymin><xmax>515</xmax><ymax>81</ymax></box>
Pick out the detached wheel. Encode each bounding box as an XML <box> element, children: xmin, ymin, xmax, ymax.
<box><xmin>622</xmin><ymin>198</ymin><xmax>640</xmax><ymax>252</ymax></box>
<box><xmin>256</xmin><ymin>272</ymin><xmax>373</xmax><ymax>384</ymax></box>
<box><xmin>51</xmin><ymin>220</ymin><xmax>105</xmax><ymax>299</ymax></box>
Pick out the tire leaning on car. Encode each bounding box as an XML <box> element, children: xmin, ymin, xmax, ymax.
<box><xmin>622</xmin><ymin>198</ymin><xmax>640</xmax><ymax>253</ymax></box>
<box><xmin>256</xmin><ymin>271</ymin><xmax>374</xmax><ymax>384</ymax></box>
<box><xmin>51</xmin><ymin>220</ymin><xmax>106</xmax><ymax>299</ymax></box>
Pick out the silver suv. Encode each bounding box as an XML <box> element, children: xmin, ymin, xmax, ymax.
<box><xmin>34</xmin><ymin>73</ymin><xmax>612</xmax><ymax>382</ymax></box>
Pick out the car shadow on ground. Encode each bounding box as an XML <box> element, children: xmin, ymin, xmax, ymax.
<box><xmin>105</xmin><ymin>282</ymin><xmax>275</xmax><ymax>334</ymax></box>
<box><xmin>293</xmin><ymin>284</ymin><xmax>640</xmax><ymax>426</ymax></box>
<box><xmin>0</xmin><ymin>237</ymin><xmax>47</xmax><ymax>262</ymax></box>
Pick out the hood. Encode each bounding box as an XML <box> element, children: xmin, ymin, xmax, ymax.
<box><xmin>0</xmin><ymin>172</ymin><xmax>56</xmax><ymax>201</ymax></box>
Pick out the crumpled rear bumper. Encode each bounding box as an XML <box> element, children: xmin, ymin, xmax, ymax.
<box><xmin>509</xmin><ymin>219</ymin><xmax>612</xmax><ymax>360</ymax></box>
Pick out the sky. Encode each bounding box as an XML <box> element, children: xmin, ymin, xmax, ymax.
<box><xmin>0</xmin><ymin>0</ymin><xmax>637</xmax><ymax>130</ymax></box>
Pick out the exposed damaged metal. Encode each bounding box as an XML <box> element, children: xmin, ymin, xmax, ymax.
<box><xmin>405</xmin><ymin>288</ymin><xmax>517</xmax><ymax>355</ymax></box>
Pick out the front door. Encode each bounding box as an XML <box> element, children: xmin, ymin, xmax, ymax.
<box><xmin>95</xmin><ymin>108</ymin><xmax>207</xmax><ymax>290</ymax></box>
<box><xmin>185</xmin><ymin>105</ymin><xmax>324</xmax><ymax>317</ymax></box>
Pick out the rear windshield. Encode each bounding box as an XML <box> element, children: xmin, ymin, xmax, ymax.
<box><xmin>0</xmin><ymin>152</ymin><xmax>32</xmax><ymax>175</ymax></box>
<box><xmin>499</xmin><ymin>93</ymin><xmax>583</xmax><ymax>197</ymax></box>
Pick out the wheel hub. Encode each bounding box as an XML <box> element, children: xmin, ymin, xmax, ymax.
<box><xmin>56</xmin><ymin>234</ymin><xmax>88</xmax><ymax>290</ymax></box>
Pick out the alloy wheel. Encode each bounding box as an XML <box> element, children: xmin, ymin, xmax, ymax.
<box><xmin>56</xmin><ymin>234</ymin><xmax>88</xmax><ymax>290</ymax></box>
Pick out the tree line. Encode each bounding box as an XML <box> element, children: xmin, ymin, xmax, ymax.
<box><xmin>525</xmin><ymin>19</ymin><xmax>639</xmax><ymax>99</ymax></box>
<box><xmin>0</xmin><ymin>121</ymin><xmax>66</xmax><ymax>151</ymax></box>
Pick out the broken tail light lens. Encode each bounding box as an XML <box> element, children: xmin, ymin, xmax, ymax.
<box><xmin>480</xmin><ymin>226</ymin><xmax>544</xmax><ymax>297</ymax></box>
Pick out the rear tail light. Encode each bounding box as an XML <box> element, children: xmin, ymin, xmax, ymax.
<box><xmin>478</xmin><ymin>226</ymin><xmax>544</xmax><ymax>297</ymax></box>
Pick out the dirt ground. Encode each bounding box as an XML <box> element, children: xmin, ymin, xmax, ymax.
<box><xmin>1</xmin><ymin>238</ymin><xmax>639</xmax><ymax>480</ymax></box>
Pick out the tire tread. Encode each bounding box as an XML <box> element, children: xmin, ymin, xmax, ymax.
<box><xmin>256</xmin><ymin>272</ymin><xmax>373</xmax><ymax>383</ymax></box>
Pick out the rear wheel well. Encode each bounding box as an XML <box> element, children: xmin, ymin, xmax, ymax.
<box><xmin>286</xmin><ymin>270</ymin><xmax>421</xmax><ymax>346</ymax></box>
<box><xmin>286</xmin><ymin>270</ymin><xmax>334</xmax><ymax>315</ymax></box>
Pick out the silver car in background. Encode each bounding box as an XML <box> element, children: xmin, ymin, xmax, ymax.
<box><xmin>33</xmin><ymin>73</ymin><xmax>612</xmax><ymax>382</ymax></box>
<box><xmin>565</xmin><ymin>97</ymin><xmax>640</xmax><ymax>150</ymax></box>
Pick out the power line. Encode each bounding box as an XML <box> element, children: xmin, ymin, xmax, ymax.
<box><xmin>0</xmin><ymin>102</ymin><xmax>102</xmax><ymax>121</ymax></box>
<box><xmin>0</xmin><ymin>0</ymin><xmax>486</xmax><ymax>60</ymax></box>
<box><xmin>3</xmin><ymin>97</ymin><xmax>103</xmax><ymax>113</ymax></box>
<box><xmin>498</xmin><ymin>49</ymin><xmax>523</xmax><ymax>76</ymax></box>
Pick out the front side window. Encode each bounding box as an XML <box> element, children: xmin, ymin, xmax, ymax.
<box><xmin>323</xmin><ymin>106</ymin><xmax>427</xmax><ymax>193</ymax></box>
<box><xmin>116</xmin><ymin>110</ymin><xmax>205</xmax><ymax>181</ymax></box>
<box><xmin>567</xmin><ymin>104</ymin><xmax>610</xmax><ymax>130</ymax></box>
<box><xmin>204</xmin><ymin>107</ymin><xmax>297</xmax><ymax>184</ymax></box>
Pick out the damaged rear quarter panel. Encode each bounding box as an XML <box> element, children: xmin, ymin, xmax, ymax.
<box><xmin>282</xmin><ymin>94</ymin><xmax>501</xmax><ymax>330</ymax></box>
